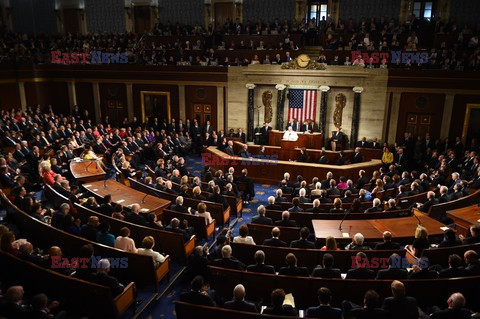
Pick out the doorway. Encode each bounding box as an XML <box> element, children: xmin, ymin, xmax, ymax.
<box><xmin>405</xmin><ymin>113</ymin><xmax>431</xmax><ymax>137</ymax></box>
<box><xmin>134</xmin><ymin>6</ymin><xmax>151</xmax><ymax>33</ymax></box>
<box><xmin>214</xmin><ymin>2</ymin><xmax>234</xmax><ymax>31</ymax></box>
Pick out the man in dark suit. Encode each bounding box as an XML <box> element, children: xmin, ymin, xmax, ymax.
<box><xmin>285</xmin><ymin>118</ymin><xmax>298</xmax><ymax>131</ymax></box>
<box><xmin>351</xmin><ymin>147</ymin><xmax>364</xmax><ymax>163</ymax></box>
<box><xmin>438</xmin><ymin>254</ymin><xmax>468</xmax><ymax>278</ymax></box>
<box><xmin>170</xmin><ymin>196</ymin><xmax>190</xmax><ymax>214</ymax></box>
<box><xmin>259</xmin><ymin>122</ymin><xmax>272</xmax><ymax>145</ymax></box>
<box><xmin>246</xmin><ymin>250</ymin><xmax>275</xmax><ymax>274</ymax></box>
<box><xmin>223</xmin><ymin>284</ymin><xmax>257</xmax><ymax>313</ymax></box>
<box><xmin>211</xmin><ymin>245</ymin><xmax>245</xmax><ymax>270</ymax></box>
<box><xmin>91</xmin><ymin>259</ymin><xmax>124</xmax><ymax>297</ymax></box>
<box><xmin>374</xmin><ymin>231</ymin><xmax>401</xmax><ymax>250</ymax></box>
<box><xmin>203</xmin><ymin>120</ymin><xmax>213</xmax><ymax>136</ymax></box>
<box><xmin>275</xmin><ymin>211</ymin><xmax>297</xmax><ymax>227</ymax></box>
<box><xmin>382</xmin><ymin>280</ymin><xmax>419</xmax><ymax>319</ymax></box>
<box><xmin>346</xmin><ymin>252</ymin><xmax>376</xmax><ymax>279</ymax></box>
<box><xmin>80</xmin><ymin>216</ymin><xmax>100</xmax><ymax>242</ymax></box>
<box><xmin>357</xmin><ymin>170</ymin><xmax>369</xmax><ymax>189</ymax></box>
<box><xmin>306</xmin><ymin>287</ymin><xmax>343</xmax><ymax>319</ymax></box>
<box><xmin>306</xmin><ymin>199</ymin><xmax>325</xmax><ymax>213</ymax></box>
<box><xmin>278</xmin><ymin>253</ymin><xmax>310</xmax><ymax>277</ymax></box>
<box><xmin>464</xmin><ymin>250</ymin><xmax>480</xmax><ymax>276</ymax></box>
<box><xmin>395</xmin><ymin>148</ymin><xmax>407</xmax><ymax>172</ymax></box>
<box><xmin>376</xmin><ymin>254</ymin><xmax>408</xmax><ymax>279</ymax></box>
<box><xmin>265</xmin><ymin>196</ymin><xmax>282</xmax><ymax>211</ymax></box>
<box><xmin>290</xmin><ymin>227</ymin><xmax>316</xmax><ymax>249</ymax></box>
<box><xmin>251</xmin><ymin>205</ymin><xmax>273</xmax><ymax>225</ymax></box>
<box><xmin>207</xmin><ymin>185</ymin><xmax>229</xmax><ymax>209</ymax></box>
<box><xmin>461</xmin><ymin>224</ymin><xmax>480</xmax><ymax>244</ymax></box>
<box><xmin>288</xmin><ymin>197</ymin><xmax>304</xmax><ymax>213</ymax></box>
<box><xmin>430</xmin><ymin>292</ymin><xmax>471</xmax><ymax>319</ymax></box>
<box><xmin>318</xmin><ymin>151</ymin><xmax>328</xmax><ymax>164</ymax></box>
<box><xmin>263</xmin><ymin>227</ymin><xmax>288</xmax><ymax>247</ymax></box>
<box><xmin>416</xmin><ymin>191</ymin><xmax>438</xmax><ymax>213</ymax></box>
<box><xmin>236</xmin><ymin>128</ymin><xmax>246</xmax><ymax>144</ymax></box>
<box><xmin>224</xmin><ymin>140</ymin><xmax>235</xmax><ymax>155</ymax></box>
<box><xmin>165</xmin><ymin>218</ymin><xmax>192</xmax><ymax>242</ymax></box>
<box><xmin>364</xmin><ymin>199</ymin><xmax>383</xmax><ymax>213</ymax></box>
<box><xmin>125</xmin><ymin>204</ymin><xmax>148</xmax><ymax>226</ymax></box>
<box><xmin>179</xmin><ymin>275</ymin><xmax>215</xmax><ymax>306</ymax></box>
<box><xmin>311</xmin><ymin>253</ymin><xmax>342</xmax><ymax>278</ymax></box>
<box><xmin>301</xmin><ymin>120</ymin><xmax>314</xmax><ymax>133</ymax></box>
<box><xmin>356</xmin><ymin>137</ymin><xmax>370</xmax><ymax>148</ymax></box>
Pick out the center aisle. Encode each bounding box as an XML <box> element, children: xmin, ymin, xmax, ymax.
<box><xmin>139</xmin><ymin>154</ymin><xmax>278</xmax><ymax>319</ymax></box>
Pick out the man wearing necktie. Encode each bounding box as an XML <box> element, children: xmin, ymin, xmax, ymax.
<box><xmin>330</xmin><ymin>127</ymin><xmax>343</xmax><ymax>151</ymax></box>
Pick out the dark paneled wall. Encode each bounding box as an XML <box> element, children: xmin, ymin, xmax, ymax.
<box><xmin>132</xmin><ymin>84</ymin><xmax>179</xmax><ymax>122</ymax></box>
<box><xmin>85</xmin><ymin>0</ymin><xmax>125</xmax><ymax>32</ymax></box>
<box><xmin>99</xmin><ymin>83</ymin><xmax>128</xmax><ymax>123</ymax></box>
<box><xmin>339</xmin><ymin>0</ymin><xmax>401</xmax><ymax>20</ymax></box>
<box><xmin>75</xmin><ymin>82</ymin><xmax>95</xmax><ymax>120</ymax></box>
<box><xmin>243</xmin><ymin>0</ymin><xmax>296</xmax><ymax>23</ymax></box>
<box><xmin>24</xmin><ymin>82</ymin><xmax>69</xmax><ymax>115</ymax></box>
<box><xmin>449</xmin><ymin>95</ymin><xmax>480</xmax><ymax>140</ymax></box>
<box><xmin>450</xmin><ymin>0</ymin><xmax>480</xmax><ymax>26</ymax></box>
<box><xmin>396</xmin><ymin>93</ymin><xmax>445</xmax><ymax>142</ymax></box>
<box><xmin>11</xmin><ymin>0</ymin><xmax>56</xmax><ymax>33</ymax></box>
<box><xmin>0</xmin><ymin>84</ymin><xmax>20</xmax><ymax>111</ymax></box>
<box><xmin>185</xmin><ymin>85</ymin><xmax>218</xmax><ymax>129</ymax></box>
<box><xmin>157</xmin><ymin>0</ymin><xmax>204</xmax><ymax>26</ymax></box>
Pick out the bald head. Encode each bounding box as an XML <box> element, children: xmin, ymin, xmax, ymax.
<box><xmin>464</xmin><ymin>250</ymin><xmax>478</xmax><ymax>264</ymax></box>
<box><xmin>131</xmin><ymin>203</ymin><xmax>141</xmax><ymax>214</ymax></box>
<box><xmin>447</xmin><ymin>292</ymin><xmax>466</xmax><ymax>309</ymax></box>
<box><xmin>233</xmin><ymin>284</ymin><xmax>246</xmax><ymax>301</ymax></box>
<box><xmin>48</xmin><ymin>246</ymin><xmax>62</xmax><ymax>257</ymax></box>
<box><xmin>6</xmin><ymin>286</ymin><xmax>24</xmax><ymax>303</ymax></box>
<box><xmin>391</xmin><ymin>280</ymin><xmax>405</xmax><ymax>298</ymax></box>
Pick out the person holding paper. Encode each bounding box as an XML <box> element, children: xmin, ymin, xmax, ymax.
<box><xmin>283</xmin><ymin>126</ymin><xmax>298</xmax><ymax>141</ymax></box>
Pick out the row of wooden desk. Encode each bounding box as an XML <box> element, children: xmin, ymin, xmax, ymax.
<box><xmin>447</xmin><ymin>205</ymin><xmax>480</xmax><ymax>237</ymax></box>
<box><xmin>268</xmin><ymin>130</ymin><xmax>323</xmax><ymax>149</ymax></box>
<box><xmin>70</xmin><ymin>160</ymin><xmax>106</xmax><ymax>183</ymax></box>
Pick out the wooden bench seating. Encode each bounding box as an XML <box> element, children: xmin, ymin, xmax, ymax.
<box><xmin>45</xmin><ymin>184</ymin><xmax>195</xmax><ymax>261</ymax></box>
<box><xmin>424</xmin><ymin>189</ymin><xmax>480</xmax><ymax>222</ymax></box>
<box><xmin>0</xmin><ymin>250</ymin><xmax>136</xmax><ymax>319</ymax></box>
<box><xmin>175</xmin><ymin>301</ymin><xmax>287</xmax><ymax>319</ymax></box>
<box><xmin>246</xmin><ymin>223</ymin><xmax>301</xmax><ymax>246</ymax></box>
<box><xmin>417</xmin><ymin>243</ymin><xmax>480</xmax><ymax>269</ymax></box>
<box><xmin>265</xmin><ymin>209</ymin><xmax>411</xmax><ymax>229</ymax></box>
<box><xmin>208</xmin><ymin>266</ymin><xmax>480</xmax><ymax>310</ymax></box>
<box><xmin>230</xmin><ymin>242</ymin><xmax>406</xmax><ymax>273</ymax></box>
<box><xmin>1</xmin><ymin>191</ymin><xmax>168</xmax><ymax>292</ymax></box>
<box><xmin>129</xmin><ymin>178</ymin><xmax>231</xmax><ymax>226</ymax></box>
<box><xmin>162</xmin><ymin>209</ymin><xmax>215</xmax><ymax>242</ymax></box>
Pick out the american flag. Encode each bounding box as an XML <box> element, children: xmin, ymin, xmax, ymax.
<box><xmin>288</xmin><ymin>89</ymin><xmax>317</xmax><ymax>124</ymax></box>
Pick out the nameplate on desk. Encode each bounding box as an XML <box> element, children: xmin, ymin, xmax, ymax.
<box><xmin>440</xmin><ymin>226</ymin><xmax>450</xmax><ymax>231</ymax></box>
<box><xmin>116</xmin><ymin>199</ymin><xmax>125</xmax><ymax>203</ymax></box>
<box><xmin>84</xmin><ymin>184</ymin><xmax>92</xmax><ymax>188</ymax></box>
<box><xmin>93</xmin><ymin>189</ymin><xmax>98</xmax><ymax>191</ymax></box>
<box><xmin>140</xmin><ymin>208</ymin><xmax>149</xmax><ymax>213</ymax></box>
<box><xmin>342</xmin><ymin>232</ymin><xmax>349</xmax><ymax>238</ymax></box>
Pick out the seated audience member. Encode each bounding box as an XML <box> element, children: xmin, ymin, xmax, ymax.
<box><xmin>99</xmin><ymin>194</ymin><xmax>115</xmax><ymax>215</ymax></box>
<box><xmin>290</xmin><ymin>227</ymin><xmax>315</xmax><ymax>249</ymax></box>
<box><xmin>374</xmin><ymin>231</ymin><xmax>401</xmax><ymax>250</ymax></box>
<box><xmin>195</xmin><ymin>202</ymin><xmax>213</xmax><ymax>225</ymax></box>
<box><xmin>275</xmin><ymin>211</ymin><xmax>297</xmax><ymax>227</ymax></box>
<box><xmin>265</xmin><ymin>196</ymin><xmax>282</xmax><ymax>211</ymax></box>
<box><xmin>416</xmin><ymin>191</ymin><xmax>438</xmax><ymax>213</ymax></box>
<box><xmin>430</xmin><ymin>292</ymin><xmax>471</xmax><ymax>319</ymax></box>
<box><xmin>307</xmin><ymin>199</ymin><xmax>324</xmax><ymax>213</ymax></box>
<box><xmin>0</xmin><ymin>286</ymin><xmax>30</xmax><ymax>318</ymax></box>
<box><xmin>263</xmin><ymin>288</ymin><xmax>298</xmax><ymax>316</ymax></box>
<box><xmin>439</xmin><ymin>229</ymin><xmax>462</xmax><ymax>247</ymax></box>
<box><xmin>385</xmin><ymin>198</ymin><xmax>400</xmax><ymax>211</ymax></box>
<box><xmin>438</xmin><ymin>185</ymin><xmax>450</xmax><ymax>203</ymax></box>
<box><xmin>185</xmin><ymin>246</ymin><xmax>210</xmax><ymax>282</ymax></box>
<box><xmin>298</xmin><ymin>188</ymin><xmax>311</xmax><ymax>203</ymax></box>
<box><xmin>438</xmin><ymin>254</ymin><xmax>468</xmax><ymax>278</ymax></box>
<box><xmin>327</xmin><ymin>179</ymin><xmax>341</xmax><ymax>196</ymax></box>
<box><xmin>79</xmin><ymin>216</ymin><xmax>99</xmax><ymax>242</ymax></box>
<box><xmin>382</xmin><ymin>280</ymin><xmax>418</xmax><ymax>319</ymax></box>
<box><xmin>376</xmin><ymin>253</ymin><xmax>408</xmax><ymax>279</ymax></box>
<box><xmin>365</xmin><ymin>198</ymin><xmax>383</xmax><ymax>213</ymax></box>
<box><xmin>288</xmin><ymin>197</ymin><xmax>304</xmax><ymax>213</ymax></box>
<box><xmin>171</xmin><ymin>196</ymin><xmax>190</xmax><ymax>214</ymax></box>
<box><xmin>223</xmin><ymin>284</ymin><xmax>257</xmax><ymax>313</ymax></box>
<box><xmin>321</xmin><ymin>236</ymin><xmax>340</xmax><ymax>251</ymax></box>
<box><xmin>329</xmin><ymin>198</ymin><xmax>344</xmax><ymax>214</ymax></box>
<box><xmin>137</xmin><ymin>236</ymin><xmax>166</xmax><ymax>266</ymax></box>
<box><xmin>165</xmin><ymin>218</ymin><xmax>193</xmax><ymax>242</ymax></box>
<box><xmin>306</xmin><ymin>287</ymin><xmax>343</xmax><ymax>319</ymax></box>
<box><xmin>91</xmin><ymin>259</ymin><xmax>125</xmax><ymax>297</ymax></box>
<box><xmin>459</xmin><ymin>224</ymin><xmax>480</xmax><ymax>244</ymax></box>
<box><xmin>96</xmin><ymin>222</ymin><xmax>115</xmax><ymax>247</ymax></box>
<box><xmin>114</xmin><ymin>227</ymin><xmax>137</xmax><ymax>253</ymax></box>
<box><xmin>312</xmin><ymin>253</ymin><xmax>342</xmax><ymax>278</ymax></box>
<box><xmin>279</xmin><ymin>253</ymin><xmax>309</xmax><ymax>277</ymax></box>
<box><xmin>346</xmin><ymin>252</ymin><xmax>376</xmax><ymax>279</ymax></box>
<box><xmin>342</xmin><ymin>190</ymin><xmax>354</xmax><ymax>203</ymax></box>
<box><xmin>464</xmin><ymin>250</ymin><xmax>480</xmax><ymax>276</ymax></box>
<box><xmin>263</xmin><ymin>227</ymin><xmax>287</xmax><ymax>247</ymax></box>
<box><xmin>233</xmin><ymin>224</ymin><xmax>256</xmax><ymax>245</ymax></box>
<box><xmin>406</xmin><ymin>225</ymin><xmax>430</xmax><ymax>257</ymax></box>
<box><xmin>345</xmin><ymin>233</ymin><xmax>371</xmax><ymax>250</ymax></box>
<box><xmin>207</xmin><ymin>185</ymin><xmax>229</xmax><ymax>209</ymax></box>
<box><xmin>408</xmin><ymin>263</ymin><xmax>439</xmax><ymax>279</ymax></box>
<box><xmin>211</xmin><ymin>245</ymin><xmax>245</xmax><ymax>270</ymax></box>
<box><xmin>275</xmin><ymin>189</ymin><xmax>288</xmax><ymax>203</ymax></box>
<box><xmin>342</xmin><ymin>289</ymin><xmax>389</xmax><ymax>319</ymax></box>
<box><xmin>192</xmin><ymin>186</ymin><xmax>206</xmax><ymax>201</ymax></box>
<box><xmin>251</xmin><ymin>205</ymin><xmax>273</xmax><ymax>225</ymax></box>
<box><xmin>125</xmin><ymin>203</ymin><xmax>148</xmax><ymax>226</ymax></box>
<box><xmin>246</xmin><ymin>250</ymin><xmax>275</xmax><ymax>274</ymax></box>
<box><xmin>179</xmin><ymin>275</ymin><xmax>215</xmax><ymax>307</ymax></box>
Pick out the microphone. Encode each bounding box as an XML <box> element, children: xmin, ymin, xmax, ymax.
<box><xmin>85</xmin><ymin>160</ymin><xmax>95</xmax><ymax>172</ymax></box>
<box><xmin>142</xmin><ymin>193</ymin><xmax>149</xmax><ymax>203</ymax></box>
<box><xmin>412</xmin><ymin>211</ymin><xmax>422</xmax><ymax>226</ymax></box>
<box><xmin>338</xmin><ymin>209</ymin><xmax>351</xmax><ymax>231</ymax></box>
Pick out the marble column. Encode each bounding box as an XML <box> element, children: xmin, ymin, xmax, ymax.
<box><xmin>275</xmin><ymin>84</ymin><xmax>286</xmax><ymax>130</ymax></box>
<box><xmin>319</xmin><ymin>86</ymin><xmax>330</xmax><ymax>146</ymax></box>
<box><xmin>67</xmin><ymin>81</ymin><xmax>77</xmax><ymax>112</ymax></box>
<box><xmin>18</xmin><ymin>82</ymin><xmax>26</xmax><ymax>111</ymax></box>
<box><xmin>126</xmin><ymin>83</ymin><xmax>134</xmax><ymax>120</ymax></box>
<box><xmin>350</xmin><ymin>87</ymin><xmax>364</xmax><ymax>148</ymax></box>
<box><xmin>246</xmin><ymin>83</ymin><xmax>256</xmax><ymax>142</ymax></box>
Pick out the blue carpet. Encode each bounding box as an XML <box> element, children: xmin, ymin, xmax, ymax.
<box><xmin>140</xmin><ymin>154</ymin><xmax>278</xmax><ymax>319</ymax></box>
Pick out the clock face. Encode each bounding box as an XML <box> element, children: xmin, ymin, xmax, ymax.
<box><xmin>297</xmin><ymin>54</ymin><xmax>310</xmax><ymax>68</ymax></box>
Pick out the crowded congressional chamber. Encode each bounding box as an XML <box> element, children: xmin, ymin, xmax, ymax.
<box><xmin>1</xmin><ymin>0</ymin><xmax>480</xmax><ymax>318</ymax></box>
